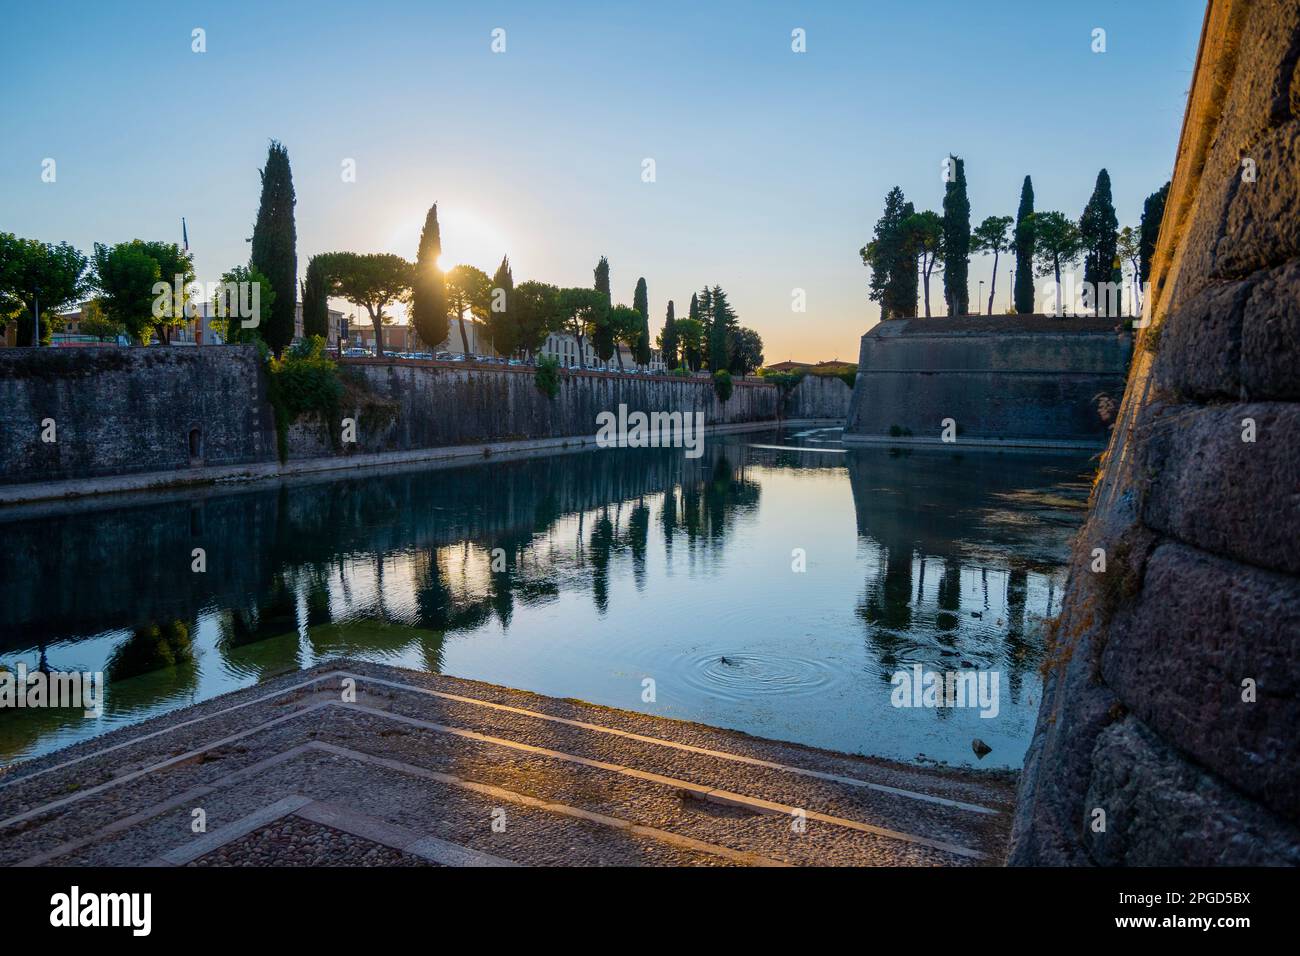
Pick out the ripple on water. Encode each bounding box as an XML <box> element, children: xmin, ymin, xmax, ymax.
<box><xmin>677</xmin><ymin>651</ymin><xmax>846</xmax><ymax>703</ymax></box>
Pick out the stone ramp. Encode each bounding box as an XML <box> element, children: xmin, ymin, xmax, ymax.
<box><xmin>0</xmin><ymin>661</ymin><xmax>1015</xmax><ymax>867</ymax></box>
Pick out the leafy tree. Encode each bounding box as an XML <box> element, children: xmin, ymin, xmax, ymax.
<box><xmin>215</xmin><ymin>263</ymin><xmax>276</xmax><ymax>344</ymax></box>
<box><xmin>328</xmin><ymin>252</ymin><xmax>412</xmax><ymax>357</ymax></box>
<box><xmin>1032</xmin><ymin>212</ymin><xmax>1083</xmax><ymax>316</ymax></box>
<box><xmin>660</xmin><ymin>299</ymin><xmax>678</xmax><ymax>369</ymax></box>
<box><xmin>1117</xmin><ymin>225</ymin><xmax>1142</xmax><ymax>316</ymax></box>
<box><xmin>445</xmin><ymin>263</ymin><xmax>491</xmax><ymax>355</ymax></box>
<box><xmin>707</xmin><ymin>285</ymin><xmax>735</xmax><ymax>370</ymax></box>
<box><xmin>904</xmin><ymin>210</ymin><xmax>944</xmax><ymax>317</ymax></box>
<box><xmin>1013</xmin><ymin>175</ymin><xmax>1036</xmax><ymax>313</ymax></box>
<box><xmin>728</xmin><ymin>326</ymin><xmax>763</xmax><ymax>375</ymax></box>
<box><xmin>78</xmin><ymin>299</ymin><xmax>123</xmax><ymax>342</ymax></box>
<box><xmin>941</xmin><ymin>154</ymin><xmax>970</xmax><ymax>316</ymax></box>
<box><xmin>301</xmin><ymin>254</ymin><xmax>331</xmax><ymax>341</ymax></box>
<box><xmin>486</xmin><ymin>255</ymin><xmax>517</xmax><ymax>355</ymax></box>
<box><xmin>0</xmin><ymin>234</ymin><xmax>90</xmax><ymax>345</ymax></box>
<box><xmin>249</xmin><ymin>141</ymin><xmax>297</xmax><ymax>355</ymax></box>
<box><xmin>136</xmin><ymin>241</ymin><xmax>196</xmax><ymax>344</ymax></box>
<box><xmin>1139</xmin><ymin>180</ymin><xmax>1170</xmax><ymax>285</ymax></box>
<box><xmin>673</xmin><ymin>317</ymin><xmax>705</xmax><ymax>371</ymax></box>
<box><xmin>971</xmin><ymin>215</ymin><xmax>1014</xmax><ymax>316</ymax></box>
<box><xmin>512</xmin><ymin>280</ymin><xmax>561</xmax><ymax>358</ymax></box>
<box><xmin>608</xmin><ymin>305</ymin><xmax>643</xmax><ymax>369</ymax></box>
<box><xmin>860</xmin><ymin>186</ymin><xmax>917</xmax><ymax>319</ymax></box>
<box><xmin>91</xmin><ymin>241</ymin><xmax>162</xmax><ymax>344</ymax></box>
<box><xmin>1080</xmin><ymin>169</ymin><xmax>1120</xmax><ymax>316</ymax></box>
<box><xmin>410</xmin><ymin>204</ymin><xmax>449</xmax><ymax>350</ymax></box>
<box><xmin>557</xmin><ymin>287</ymin><xmax>605</xmax><ymax>363</ymax></box>
<box><xmin>632</xmin><ymin>276</ymin><xmax>650</xmax><ymax>366</ymax></box>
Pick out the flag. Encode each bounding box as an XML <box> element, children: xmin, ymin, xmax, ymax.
<box><xmin>182</xmin><ymin>217</ymin><xmax>189</xmax><ymax>252</ymax></box>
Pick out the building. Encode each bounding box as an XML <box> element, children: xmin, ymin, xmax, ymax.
<box><xmin>540</xmin><ymin>331</ymin><xmax>665</xmax><ymax>371</ymax></box>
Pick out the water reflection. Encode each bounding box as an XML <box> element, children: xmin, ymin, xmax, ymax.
<box><xmin>848</xmin><ymin>448</ymin><xmax>1086</xmax><ymax>718</ymax></box>
<box><xmin>0</xmin><ymin>431</ymin><xmax>1091</xmax><ymax>766</ymax></box>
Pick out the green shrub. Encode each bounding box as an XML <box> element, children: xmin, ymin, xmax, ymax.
<box><xmin>669</xmin><ymin>366</ymin><xmax>691</xmax><ymax>377</ymax></box>
<box><xmin>534</xmin><ymin>355</ymin><xmax>561</xmax><ymax>399</ymax></box>
<box><xmin>712</xmin><ymin>369</ymin><xmax>733</xmax><ymax>404</ymax></box>
<box><xmin>266</xmin><ymin>335</ymin><xmax>343</xmax><ymax>461</ymax></box>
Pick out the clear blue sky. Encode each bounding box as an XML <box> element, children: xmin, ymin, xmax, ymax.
<box><xmin>0</xmin><ymin>0</ymin><xmax>1204</xmax><ymax>361</ymax></box>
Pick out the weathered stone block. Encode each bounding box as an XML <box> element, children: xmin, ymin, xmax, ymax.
<box><xmin>1137</xmin><ymin>400</ymin><xmax>1300</xmax><ymax>574</ymax></box>
<box><xmin>1085</xmin><ymin>715</ymin><xmax>1300</xmax><ymax>866</ymax></box>
<box><xmin>1241</xmin><ymin>257</ymin><xmax>1300</xmax><ymax>399</ymax></box>
<box><xmin>1102</xmin><ymin>541</ymin><xmax>1300</xmax><ymax>822</ymax></box>
<box><xmin>1212</xmin><ymin>119</ymin><xmax>1300</xmax><ymax>278</ymax></box>
<box><xmin>1152</xmin><ymin>277</ymin><xmax>1251</xmax><ymax>399</ymax></box>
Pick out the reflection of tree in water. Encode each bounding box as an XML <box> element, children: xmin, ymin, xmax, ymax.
<box><xmin>105</xmin><ymin>619</ymin><xmax>201</xmax><ymax>712</ymax></box>
<box><xmin>660</xmin><ymin>453</ymin><xmax>761</xmax><ymax>556</ymax></box>
<box><xmin>7</xmin><ymin>440</ymin><xmax>766</xmax><ymax>723</ymax></box>
<box><xmin>858</xmin><ymin>543</ymin><xmax>915</xmax><ymax>675</ymax></box>
<box><xmin>107</xmin><ymin>620</ymin><xmax>195</xmax><ymax>681</ymax></box>
<box><xmin>629</xmin><ymin>500</ymin><xmax>649</xmax><ymax>591</ymax></box>
<box><xmin>847</xmin><ymin>446</ymin><xmax>1088</xmax><ymax>694</ymax></box>
<box><xmin>590</xmin><ymin>510</ymin><xmax>615</xmax><ymax>614</ymax></box>
<box><xmin>935</xmin><ymin>558</ymin><xmax>962</xmax><ymax>637</ymax></box>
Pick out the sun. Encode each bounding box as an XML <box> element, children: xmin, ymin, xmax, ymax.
<box><xmin>387</xmin><ymin>207</ymin><xmax>507</xmax><ymax>272</ymax></box>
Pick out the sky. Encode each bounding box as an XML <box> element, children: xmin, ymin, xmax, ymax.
<box><xmin>1</xmin><ymin>0</ymin><xmax>1205</xmax><ymax>363</ymax></box>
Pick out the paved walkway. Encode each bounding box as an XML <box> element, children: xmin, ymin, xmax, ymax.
<box><xmin>0</xmin><ymin>661</ymin><xmax>1014</xmax><ymax>867</ymax></box>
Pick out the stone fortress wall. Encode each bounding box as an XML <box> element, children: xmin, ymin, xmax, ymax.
<box><xmin>1009</xmin><ymin>0</ymin><xmax>1300</xmax><ymax>865</ymax></box>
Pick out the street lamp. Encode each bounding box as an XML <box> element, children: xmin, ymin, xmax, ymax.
<box><xmin>978</xmin><ymin>280</ymin><xmax>985</xmax><ymax>315</ymax></box>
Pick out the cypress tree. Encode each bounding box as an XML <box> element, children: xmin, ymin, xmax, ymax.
<box><xmin>594</xmin><ymin>256</ymin><xmax>610</xmax><ymax>303</ymax></box>
<box><xmin>1013</xmin><ymin>175</ymin><xmax>1036</xmax><ymax>313</ymax></box>
<box><xmin>941</xmin><ymin>155</ymin><xmax>970</xmax><ymax>316</ymax></box>
<box><xmin>411</xmin><ymin>204</ymin><xmax>449</xmax><ymax>350</ymax></box>
<box><xmin>632</xmin><ymin>276</ymin><xmax>650</xmax><ymax>366</ymax></box>
<box><xmin>249</xmin><ymin>141</ymin><xmax>297</xmax><ymax>354</ymax></box>
<box><xmin>1139</xmin><ymin>180</ymin><xmax>1170</xmax><ymax>285</ymax></box>
<box><xmin>488</xmin><ymin>255</ymin><xmax>515</xmax><ymax>355</ymax></box>
<box><xmin>661</xmin><ymin>300</ymin><xmax>678</xmax><ymax>369</ymax></box>
<box><xmin>687</xmin><ymin>292</ymin><xmax>702</xmax><ymax>370</ymax></box>
<box><xmin>301</xmin><ymin>254</ymin><xmax>329</xmax><ymax>340</ymax></box>
<box><xmin>591</xmin><ymin>256</ymin><xmax>613</xmax><ymax>363</ymax></box>
<box><xmin>1080</xmin><ymin>169</ymin><xmax>1120</xmax><ymax>316</ymax></box>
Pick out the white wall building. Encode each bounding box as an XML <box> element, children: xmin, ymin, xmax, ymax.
<box><xmin>540</xmin><ymin>332</ymin><xmax>664</xmax><ymax>371</ymax></box>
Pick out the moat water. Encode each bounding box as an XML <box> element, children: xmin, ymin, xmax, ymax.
<box><xmin>0</xmin><ymin>427</ymin><xmax>1094</xmax><ymax>768</ymax></box>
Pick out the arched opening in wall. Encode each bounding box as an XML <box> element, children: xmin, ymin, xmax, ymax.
<box><xmin>188</xmin><ymin>427</ymin><xmax>203</xmax><ymax>464</ymax></box>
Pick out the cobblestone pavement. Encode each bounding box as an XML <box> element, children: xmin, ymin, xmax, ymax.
<box><xmin>189</xmin><ymin>817</ymin><xmax>435</xmax><ymax>867</ymax></box>
<box><xmin>0</xmin><ymin>661</ymin><xmax>1016</xmax><ymax>867</ymax></box>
